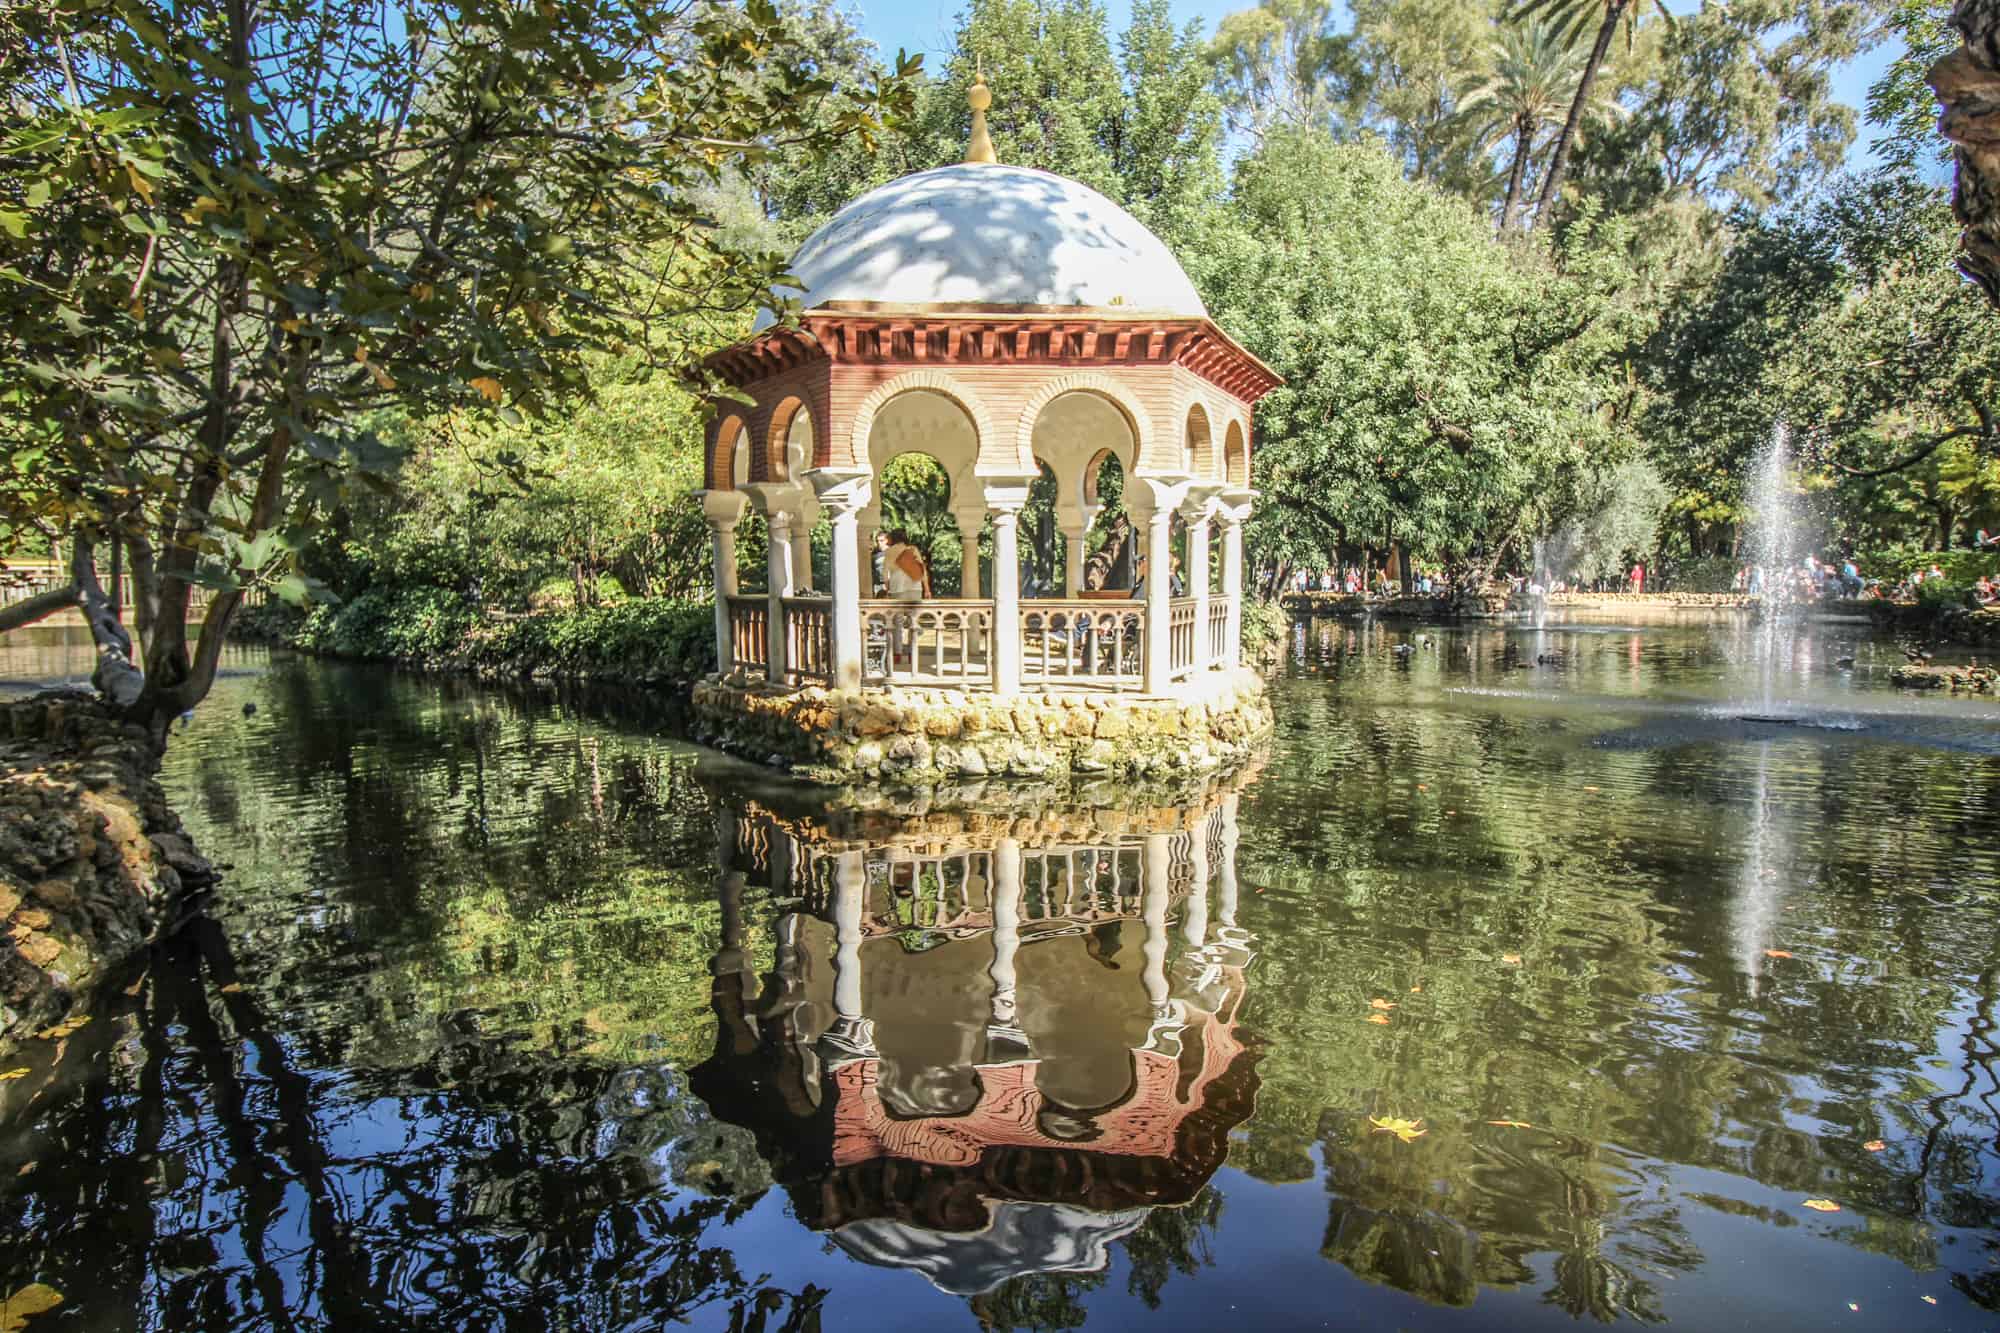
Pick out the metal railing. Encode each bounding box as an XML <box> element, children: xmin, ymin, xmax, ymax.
<box><xmin>1020</xmin><ymin>600</ymin><xmax>1145</xmax><ymax>689</ymax></box>
<box><xmin>783</xmin><ymin>596</ymin><xmax>832</xmax><ymax>686</ymax></box>
<box><xmin>860</xmin><ymin>599</ymin><xmax>992</xmax><ymax>686</ymax></box>
<box><xmin>727</xmin><ymin>595</ymin><xmax>769</xmax><ymax>673</ymax></box>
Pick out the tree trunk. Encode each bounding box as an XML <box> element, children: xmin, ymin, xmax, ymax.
<box><xmin>1500</xmin><ymin>123</ymin><xmax>1533</xmax><ymax>232</ymax></box>
<box><xmin>1530</xmin><ymin>1</ymin><xmax>1625</xmax><ymax>230</ymax></box>
<box><xmin>1930</xmin><ymin>0</ymin><xmax>2000</xmax><ymax>305</ymax></box>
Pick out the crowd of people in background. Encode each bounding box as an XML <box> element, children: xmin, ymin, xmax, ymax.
<box><xmin>1258</xmin><ymin>549</ymin><xmax>1998</xmax><ymax>607</ymax></box>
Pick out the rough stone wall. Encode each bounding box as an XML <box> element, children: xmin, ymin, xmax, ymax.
<box><xmin>690</xmin><ymin>668</ymin><xmax>1273</xmax><ymax>785</ymax></box>
<box><xmin>1934</xmin><ymin>0</ymin><xmax>2000</xmax><ymax>303</ymax></box>
<box><xmin>0</xmin><ymin>693</ymin><xmax>214</xmax><ymax>1048</ymax></box>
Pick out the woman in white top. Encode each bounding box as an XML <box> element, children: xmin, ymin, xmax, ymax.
<box><xmin>882</xmin><ymin>529</ymin><xmax>931</xmax><ymax>601</ymax></box>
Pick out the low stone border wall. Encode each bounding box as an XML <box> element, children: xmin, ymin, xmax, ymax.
<box><xmin>0</xmin><ymin>693</ymin><xmax>216</xmax><ymax>1050</ymax></box>
<box><xmin>689</xmin><ymin>667</ymin><xmax>1273</xmax><ymax>785</ymax></box>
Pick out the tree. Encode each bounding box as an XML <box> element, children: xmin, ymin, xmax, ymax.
<box><xmin>1451</xmin><ymin>20</ymin><xmax>1595</xmax><ymax>230</ymax></box>
<box><xmin>1868</xmin><ymin>0</ymin><xmax>1958</xmax><ymax>175</ymax></box>
<box><xmin>1209</xmin><ymin>0</ymin><xmax>1346</xmax><ymax>142</ymax></box>
<box><xmin>1512</xmin><ymin>0</ymin><xmax>1674</xmax><ymax>228</ymax></box>
<box><xmin>1570</xmin><ymin>0</ymin><xmax>1867</xmax><ymax>220</ymax></box>
<box><xmin>1189</xmin><ymin>132</ymin><xmax>1643</xmax><ymax>580</ymax></box>
<box><xmin>0</xmin><ymin>0</ymin><xmax>912</xmax><ymax>735</ymax></box>
<box><xmin>1645</xmin><ymin>169</ymin><xmax>1999</xmax><ymax>553</ymax></box>
<box><xmin>1929</xmin><ymin>0</ymin><xmax>2000</xmax><ymax>304</ymax></box>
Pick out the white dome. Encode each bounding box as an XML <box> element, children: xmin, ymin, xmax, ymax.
<box><xmin>753</xmin><ymin>164</ymin><xmax>1206</xmax><ymax>331</ymax></box>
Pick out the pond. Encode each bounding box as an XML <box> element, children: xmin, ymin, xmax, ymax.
<box><xmin>2</xmin><ymin>617</ymin><xmax>1998</xmax><ymax>1330</ymax></box>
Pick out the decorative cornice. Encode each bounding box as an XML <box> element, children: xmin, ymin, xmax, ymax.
<box><xmin>704</xmin><ymin>308</ymin><xmax>1282</xmax><ymax>407</ymax></box>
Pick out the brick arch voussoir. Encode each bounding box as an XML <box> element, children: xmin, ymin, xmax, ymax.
<box><xmin>766</xmin><ymin>395</ymin><xmax>817</xmax><ymax>483</ymax></box>
<box><xmin>707</xmin><ymin>413</ymin><xmax>750</xmax><ymax>491</ymax></box>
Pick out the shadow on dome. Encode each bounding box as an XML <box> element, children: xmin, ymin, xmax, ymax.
<box><xmin>759</xmin><ymin>165</ymin><xmax>1206</xmax><ymax>326</ymax></box>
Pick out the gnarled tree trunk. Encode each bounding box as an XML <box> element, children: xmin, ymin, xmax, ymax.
<box><xmin>1932</xmin><ymin>0</ymin><xmax>2000</xmax><ymax>304</ymax></box>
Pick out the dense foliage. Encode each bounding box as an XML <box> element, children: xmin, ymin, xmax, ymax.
<box><xmin>0</xmin><ymin>0</ymin><xmax>911</xmax><ymax>723</ymax></box>
<box><xmin>6</xmin><ymin>0</ymin><xmax>1995</xmax><ymax>694</ymax></box>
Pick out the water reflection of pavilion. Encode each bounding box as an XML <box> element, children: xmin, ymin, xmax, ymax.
<box><xmin>688</xmin><ymin>784</ymin><xmax>1261</xmax><ymax>1296</ymax></box>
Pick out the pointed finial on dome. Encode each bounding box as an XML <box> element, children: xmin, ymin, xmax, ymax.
<box><xmin>965</xmin><ymin>55</ymin><xmax>998</xmax><ymax>165</ymax></box>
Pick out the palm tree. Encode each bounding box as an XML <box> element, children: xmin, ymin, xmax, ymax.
<box><xmin>1511</xmin><ymin>0</ymin><xmax>1671</xmax><ymax>228</ymax></box>
<box><xmin>1453</xmin><ymin>22</ymin><xmax>1591</xmax><ymax>232</ymax></box>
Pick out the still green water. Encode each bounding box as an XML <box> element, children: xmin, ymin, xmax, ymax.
<box><xmin>2</xmin><ymin>618</ymin><xmax>1998</xmax><ymax>1330</ymax></box>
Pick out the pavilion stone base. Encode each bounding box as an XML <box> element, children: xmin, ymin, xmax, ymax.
<box><xmin>689</xmin><ymin>667</ymin><xmax>1272</xmax><ymax>786</ymax></box>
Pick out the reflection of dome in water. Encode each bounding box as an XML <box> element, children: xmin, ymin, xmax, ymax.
<box><xmin>832</xmin><ymin>1202</ymin><xmax>1150</xmax><ymax>1296</ymax></box>
<box><xmin>753</xmin><ymin>164</ymin><xmax>1208</xmax><ymax>331</ymax></box>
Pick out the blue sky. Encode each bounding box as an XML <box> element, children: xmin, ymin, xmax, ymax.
<box><xmin>849</xmin><ymin>0</ymin><xmax>1903</xmax><ymax>169</ymax></box>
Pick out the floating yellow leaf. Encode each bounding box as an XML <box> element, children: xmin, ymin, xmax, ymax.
<box><xmin>369</xmin><ymin>362</ymin><xmax>396</xmax><ymax>391</ymax></box>
<box><xmin>0</xmin><ymin>1282</ymin><xmax>61</xmax><ymax>1331</ymax></box>
<box><xmin>1365</xmin><ymin>1012</ymin><xmax>1390</xmax><ymax>1025</ymax></box>
<box><xmin>353</xmin><ymin>345</ymin><xmax>368</xmax><ymax>363</ymax></box>
<box><xmin>0</xmin><ymin>1070</ymin><xmax>26</xmax><ymax>1082</ymax></box>
<box><xmin>1369</xmin><ymin>998</ymin><xmax>1397</xmax><ymax>1011</ymax></box>
<box><xmin>1765</xmin><ymin>949</ymin><xmax>1794</xmax><ymax>959</ymax></box>
<box><xmin>15</xmin><ymin>1163</ymin><xmax>32</xmax><ymax>1176</ymax></box>
<box><xmin>1922</xmin><ymin>1295</ymin><xmax>1938</xmax><ymax>1304</ymax></box>
<box><xmin>1847</xmin><ymin>1303</ymin><xmax>1859</xmax><ymax>1312</ymax></box>
<box><xmin>1802</xmin><ymin>1198</ymin><xmax>1841</xmax><ymax>1212</ymax></box>
<box><xmin>122</xmin><ymin>977</ymin><xmax>144</xmax><ymax>998</ymax></box>
<box><xmin>1488</xmin><ymin>1119</ymin><xmax>1533</xmax><ymax>1129</ymax></box>
<box><xmin>1416</xmin><ymin>784</ymin><xmax>1427</xmax><ymax>791</ymax></box>
<box><xmin>1368</xmin><ymin>1116</ymin><xmax>1427</xmax><ymax>1143</ymax></box>
<box><xmin>280</xmin><ymin>318</ymin><xmax>303</xmax><ymax>334</ymax></box>
<box><xmin>219</xmin><ymin>983</ymin><xmax>243</xmax><ymax>994</ymax></box>
<box><xmin>1583</xmin><ymin>785</ymin><xmax>1600</xmax><ymax>792</ymax></box>
<box><xmin>1501</xmin><ymin>953</ymin><xmax>1522</xmax><ymax>966</ymax></box>
<box><xmin>1863</xmin><ymin>1140</ymin><xmax>1885</xmax><ymax>1152</ymax></box>
<box><xmin>470</xmin><ymin>376</ymin><xmax>503</xmax><ymax>404</ymax></box>
<box><xmin>1409</xmin><ymin>984</ymin><xmax>1423</xmax><ymax>993</ymax></box>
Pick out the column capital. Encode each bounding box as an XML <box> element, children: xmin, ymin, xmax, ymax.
<box><xmin>1129</xmin><ymin>475</ymin><xmax>1190</xmax><ymax>521</ymax></box>
<box><xmin>702</xmin><ymin>488</ymin><xmax>749</xmax><ymax>529</ymax></box>
<box><xmin>978</xmin><ymin>476</ymin><xmax>1036</xmax><ymax>515</ymax></box>
<box><xmin>803</xmin><ymin>466</ymin><xmax>872</xmax><ymax>515</ymax></box>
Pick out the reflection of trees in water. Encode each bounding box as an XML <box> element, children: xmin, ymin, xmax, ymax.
<box><xmin>1239</xmin><ymin>639</ymin><xmax>2000</xmax><ymax>1313</ymax></box>
<box><xmin>2</xmin><ymin>917</ymin><xmax>808</xmax><ymax>1329</ymax></box>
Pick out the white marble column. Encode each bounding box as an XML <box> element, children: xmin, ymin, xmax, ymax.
<box><xmin>765</xmin><ymin>509</ymin><xmax>794</xmax><ymax>683</ymax></box>
<box><xmin>956</xmin><ymin>512</ymin><xmax>983</xmax><ymax>599</ymax></box>
<box><xmin>791</xmin><ymin>519</ymin><xmax>814</xmax><ymax>592</ymax></box>
<box><xmin>1184</xmin><ymin>502</ymin><xmax>1212</xmax><ymax>670</ymax></box>
<box><xmin>1142</xmin><ymin>504</ymin><xmax>1172</xmax><ymax>694</ymax></box>
<box><xmin>810</xmin><ymin>474</ymin><xmax>871</xmax><ymax>690</ymax></box>
<box><xmin>1208</xmin><ymin>498</ymin><xmax>1240</xmax><ymax>664</ymax></box>
<box><xmin>710</xmin><ymin>521</ymin><xmax>738</xmax><ymax>673</ymax></box>
<box><xmin>1061</xmin><ymin>522</ymin><xmax>1088</xmax><ymax>596</ymax></box>
<box><xmin>986</xmin><ymin>488</ymin><xmax>1029</xmax><ymax>694</ymax></box>
<box><xmin>703</xmin><ymin>490</ymin><xmax>747</xmax><ymax>675</ymax></box>
<box><xmin>857</xmin><ymin>511</ymin><xmax>879</xmax><ymax>595</ymax></box>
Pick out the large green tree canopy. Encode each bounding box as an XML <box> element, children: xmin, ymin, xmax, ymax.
<box><xmin>1193</xmin><ymin>132</ymin><xmax>1645</xmax><ymax>577</ymax></box>
<box><xmin>0</xmin><ymin>0</ymin><xmax>912</xmax><ymax>727</ymax></box>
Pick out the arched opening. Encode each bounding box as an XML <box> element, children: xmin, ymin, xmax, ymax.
<box><xmin>1186</xmin><ymin>404</ymin><xmax>1215</xmax><ymax>480</ymax></box>
<box><xmin>1222</xmin><ymin>420</ymin><xmax>1248</xmax><ymax>487</ymax></box>
<box><xmin>1081</xmin><ymin>451</ymin><xmax>1132</xmax><ymax>591</ymax></box>
<box><xmin>1022</xmin><ymin>458</ymin><xmax>1062</xmax><ymax>597</ymax></box>
<box><xmin>767</xmin><ymin>397</ymin><xmax>815</xmax><ymax>482</ymax></box>
<box><xmin>868</xmin><ymin>389</ymin><xmax>981</xmax><ymax>599</ymax></box>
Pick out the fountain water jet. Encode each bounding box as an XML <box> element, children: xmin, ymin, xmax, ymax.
<box><xmin>1741</xmin><ymin>423</ymin><xmax>1809</xmax><ymax>719</ymax></box>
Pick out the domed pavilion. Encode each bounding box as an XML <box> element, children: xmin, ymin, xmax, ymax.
<box><xmin>694</xmin><ymin>76</ymin><xmax>1280</xmax><ymax>782</ymax></box>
